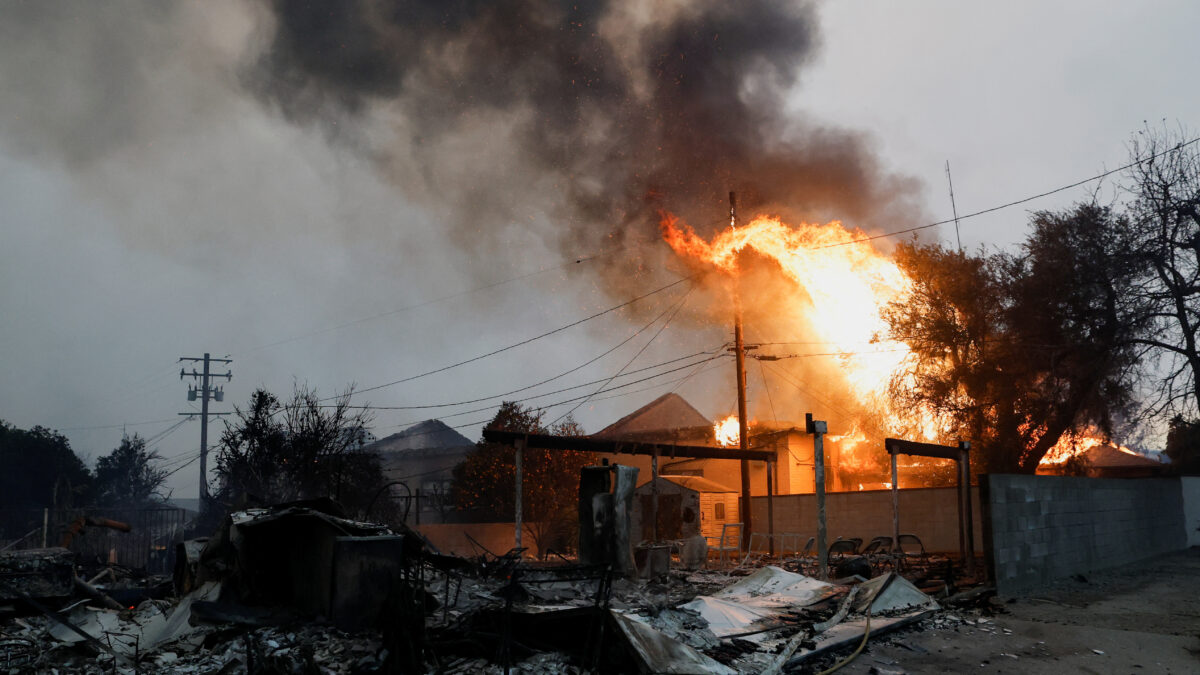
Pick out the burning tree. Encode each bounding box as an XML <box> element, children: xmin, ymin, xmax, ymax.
<box><xmin>883</xmin><ymin>203</ymin><xmax>1148</xmax><ymax>472</ymax></box>
<box><xmin>452</xmin><ymin>402</ymin><xmax>593</xmax><ymax>557</ymax></box>
<box><xmin>661</xmin><ymin>199</ymin><xmax>1151</xmax><ymax>476</ymax></box>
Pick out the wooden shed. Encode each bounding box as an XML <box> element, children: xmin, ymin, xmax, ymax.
<box><xmin>632</xmin><ymin>475</ymin><xmax>740</xmax><ymax>543</ymax></box>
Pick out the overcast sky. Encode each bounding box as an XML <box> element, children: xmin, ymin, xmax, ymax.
<box><xmin>2</xmin><ymin>1</ymin><xmax>1196</xmax><ymax>500</ymax></box>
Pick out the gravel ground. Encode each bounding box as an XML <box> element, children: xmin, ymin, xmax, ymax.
<box><xmin>821</xmin><ymin>547</ymin><xmax>1200</xmax><ymax>674</ymax></box>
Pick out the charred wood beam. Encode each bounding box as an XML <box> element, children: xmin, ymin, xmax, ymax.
<box><xmin>482</xmin><ymin>430</ymin><xmax>773</xmax><ymax>462</ymax></box>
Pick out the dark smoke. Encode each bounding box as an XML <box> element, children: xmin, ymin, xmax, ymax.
<box><xmin>246</xmin><ymin>0</ymin><xmax>924</xmax><ymax>291</ymax></box>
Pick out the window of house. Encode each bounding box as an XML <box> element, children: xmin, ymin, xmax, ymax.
<box><xmin>714</xmin><ymin>502</ymin><xmax>726</xmax><ymax>520</ymax></box>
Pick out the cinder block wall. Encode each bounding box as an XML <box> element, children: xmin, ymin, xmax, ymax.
<box><xmin>749</xmin><ymin>486</ymin><xmax>984</xmax><ymax>553</ymax></box>
<box><xmin>981</xmin><ymin>475</ymin><xmax>1186</xmax><ymax>594</ymax></box>
<box><xmin>1181</xmin><ymin>477</ymin><xmax>1200</xmax><ymax>548</ymax></box>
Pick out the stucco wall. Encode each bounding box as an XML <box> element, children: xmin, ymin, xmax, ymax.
<box><xmin>749</xmin><ymin>486</ymin><xmax>983</xmax><ymax>554</ymax></box>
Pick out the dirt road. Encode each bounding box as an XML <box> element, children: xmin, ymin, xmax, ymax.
<box><xmin>822</xmin><ymin>547</ymin><xmax>1200</xmax><ymax>674</ymax></box>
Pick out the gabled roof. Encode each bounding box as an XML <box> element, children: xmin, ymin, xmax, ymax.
<box><xmin>658</xmin><ymin>475</ymin><xmax>738</xmax><ymax>493</ymax></box>
<box><xmin>594</xmin><ymin>393</ymin><xmax>711</xmax><ymax>437</ymax></box>
<box><xmin>365</xmin><ymin>419</ymin><xmax>473</xmax><ymax>453</ymax></box>
<box><xmin>1086</xmin><ymin>444</ymin><xmax>1164</xmax><ymax>468</ymax></box>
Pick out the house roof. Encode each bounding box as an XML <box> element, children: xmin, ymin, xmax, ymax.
<box><xmin>1086</xmin><ymin>444</ymin><xmax>1164</xmax><ymax>468</ymax></box>
<box><xmin>594</xmin><ymin>393</ymin><xmax>711</xmax><ymax>437</ymax></box>
<box><xmin>365</xmin><ymin>419</ymin><xmax>473</xmax><ymax>453</ymax></box>
<box><xmin>657</xmin><ymin>475</ymin><xmax>738</xmax><ymax>493</ymax></box>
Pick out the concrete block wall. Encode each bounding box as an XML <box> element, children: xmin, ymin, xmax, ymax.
<box><xmin>1182</xmin><ymin>477</ymin><xmax>1200</xmax><ymax>548</ymax></box>
<box><xmin>749</xmin><ymin>486</ymin><xmax>984</xmax><ymax>553</ymax></box>
<box><xmin>982</xmin><ymin>475</ymin><xmax>1186</xmax><ymax>594</ymax></box>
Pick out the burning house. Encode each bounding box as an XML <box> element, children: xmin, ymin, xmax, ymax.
<box><xmin>592</xmin><ymin>393</ymin><xmax>858</xmax><ymax>496</ymax></box>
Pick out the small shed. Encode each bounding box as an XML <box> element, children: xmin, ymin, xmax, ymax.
<box><xmin>632</xmin><ymin>475</ymin><xmax>739</xmax><ymax>543</ymax></box>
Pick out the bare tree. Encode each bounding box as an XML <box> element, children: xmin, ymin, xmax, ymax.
<box><xmin>1124</xmin><ymin>125</ymin><xmax>1200</xmax><ymax>419</ymax></box>
<box><xmin>215</xmin><ymin>384</ymin><xmax>386</xmax><ymax>517</ymax></box>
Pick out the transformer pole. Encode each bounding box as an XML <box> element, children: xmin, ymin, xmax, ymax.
<box><xmin>180</xmin><ymin>353</ymin><xmax>232</xmax><ymax>506</ymax></box>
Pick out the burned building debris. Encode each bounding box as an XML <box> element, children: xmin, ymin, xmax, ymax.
<box><xmin>1</xmin><ymin>425</ymin><xmax>1195</xmax><ymax>673</ymax></box>
<box><xmin>5</xmin><ymin>468</ymin><xmax>1200</xmax><ymax>673</ymax></box>
<box><xmin>2</xmin><ymin>478</ymin><xmax>989</xmax><ymax>675</ymax></box>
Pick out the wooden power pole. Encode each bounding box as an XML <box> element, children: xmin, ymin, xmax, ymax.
<box><xmin>730</xmin><ymin>192</ymin><xmax>753</xmax><ymax>549</ymax></box>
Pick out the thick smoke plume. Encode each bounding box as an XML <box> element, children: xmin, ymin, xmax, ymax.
<box><xmin>246</xmin><ymin>0</ymin><xmax>924</xmax><ymax>293</ymax></box>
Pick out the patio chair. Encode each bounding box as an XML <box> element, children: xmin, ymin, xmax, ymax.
<box><xmin>827</xmin><ymin>537</ymin><xmax>862</xmax><ymax>561</ymax></box>
<box><xmin>861</xmin><ymin>536</ymin><xmax>894</xmax><ymax>573</ymax></box>
<box><xmin>896</xmin><ymin>533</ymin><xmax>927</xmax><ymax>559</ymax></box>
<box><xmin>892</xmin><ymin>530</ymin><xmax>926</xmax><ymax>557</ymax></box>
<box><xmin>860</xmin><ymin>536</ymin><xmax>893</xmax><ymax>556</ymax></box>
<box><xmin>706</xmin><ymin>523</ymin><xmax>743</xmax><ymax>569</ymax></box>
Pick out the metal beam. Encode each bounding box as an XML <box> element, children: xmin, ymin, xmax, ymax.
<box><xmin>884</xmin><ymin>437</ymin><xmax>961</xmax><ymax>461</ymax></box>
<box><xmin>482</xmin><ymin>430</ymin><xmax>774</xmax><ymax>462</ymax></box>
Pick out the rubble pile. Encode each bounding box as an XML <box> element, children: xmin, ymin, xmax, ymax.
<box><xmin>1</xmin><ymin>499</ymin><xmax>988</xmax><ymax>673</ymax></box>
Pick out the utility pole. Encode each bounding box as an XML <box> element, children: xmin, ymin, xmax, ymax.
<box><xmin>807</xmin><ymin>413</ymin><xmax>829</xmax><ymax>579</ymax></box>
<box><xmin>180</xmin><ymin>353</ymin><xmax>232</xmax><ymax>506</ymax></box>
<box><xmin>729</xmin><ymin>191</ymin><xmax>754</xmax><ymax>550</ymax></box>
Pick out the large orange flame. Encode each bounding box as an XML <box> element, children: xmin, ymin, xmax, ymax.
<box><xmin>714</xmin><ymin>414</ymin><xmax>741</xmax><ymax>447</ymax></box>
<box><xmin>663</xmin><ymin>213</ymin><xmax>946</xmax><ymax>455</ymax></box>
<box><xmin>663</xmin><ymin>214</ymin><xmax>913</xmax><ymax>400</ymax></box>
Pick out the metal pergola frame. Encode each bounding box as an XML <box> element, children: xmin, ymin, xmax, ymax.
<box><xmin>884</xmin><ymin>437</ymin><xmax>975</xmax><ymax>575</ymax></box>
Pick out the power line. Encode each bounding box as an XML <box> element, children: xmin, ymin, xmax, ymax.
<box><xmin>57</xmin><ymin>418</ymin><xmax>180</xmax><ymax>432</ymax></box>
<box><xmin>752</xmin><ymin>347</ymin><xmax>911</xmax><ymax>361</ymax></box>
<box><xmin>359</xmin><ymin>284</ymin><xmax>697</xmax><ymax>411</ymax></box>
<box><xmin>760</xmin><ymin>361</ymin><xmax>860</xmax><ymax>421</ymax></box>
<box><xmin>816</xmin><ymin>136</ymin><xmax>1200</xmax><ymax>249</ymax></box>
<box><xmin>379</xmin><ymin>353</ymin><xmax>727</xmax><ymax>429</ymax></box>
<box><xmin>337</xmin><ymin>350</ymin><xmax>723</xmax><ymax>412</ymax></box>
<box><xmin>593</xmin><ymin>357</ymin><xmax>729</xmax><ymax>404</ymax></box>
<box><xmin>140</xmin><ymin>418</ymin><xmax>192</xmax><ymax>447</ymax></box>
<box><xmin>551</xmin><ymin>284</ymin><xmax>695</xmax><ymax>425</ymax></box>
<box><xmin>757</xmin><ymin>358</ymin><xmax>779</xmax><ymax>426</ymax></box>
<box><xmin>161</xmin><ymin>451</ymin><xmax>202</xmax><ymax>479</ymax></box>
<box><xmin>334</xmin><ymin>276</ymin><xmax>692</xmax><ymax>400</ymax></box>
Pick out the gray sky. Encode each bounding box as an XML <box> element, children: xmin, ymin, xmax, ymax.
<box><xmin>1</xmin><ymin>1</ymin><xmax>1196</xmax><ymax>499</ymax></box>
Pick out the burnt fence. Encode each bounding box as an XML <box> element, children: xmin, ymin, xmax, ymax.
<box><xmin>0</xmin><ymin>506</ymin><xmax>192</xmax><ymax>575</ymax></box>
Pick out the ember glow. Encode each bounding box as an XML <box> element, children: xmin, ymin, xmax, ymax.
<box><xmin>714</xmin><ymin>414</ymin><xmax>741</xmax><ymax>447</ymax></box>
<box><xmin>1039</xmin><ymin>430</ymin><xmax>1143</xmax><ymax>466</ymax></box>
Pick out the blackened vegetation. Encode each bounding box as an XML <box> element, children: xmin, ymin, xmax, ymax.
<box><xmin>247</xmin><ymin>0</ymin><xmax>921</xmax><ymax>290</ymax></box>
<box><xmin>213</xmin><ymin>385</ymin><xmax>394</xmax><ymax>521</ymax></box>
